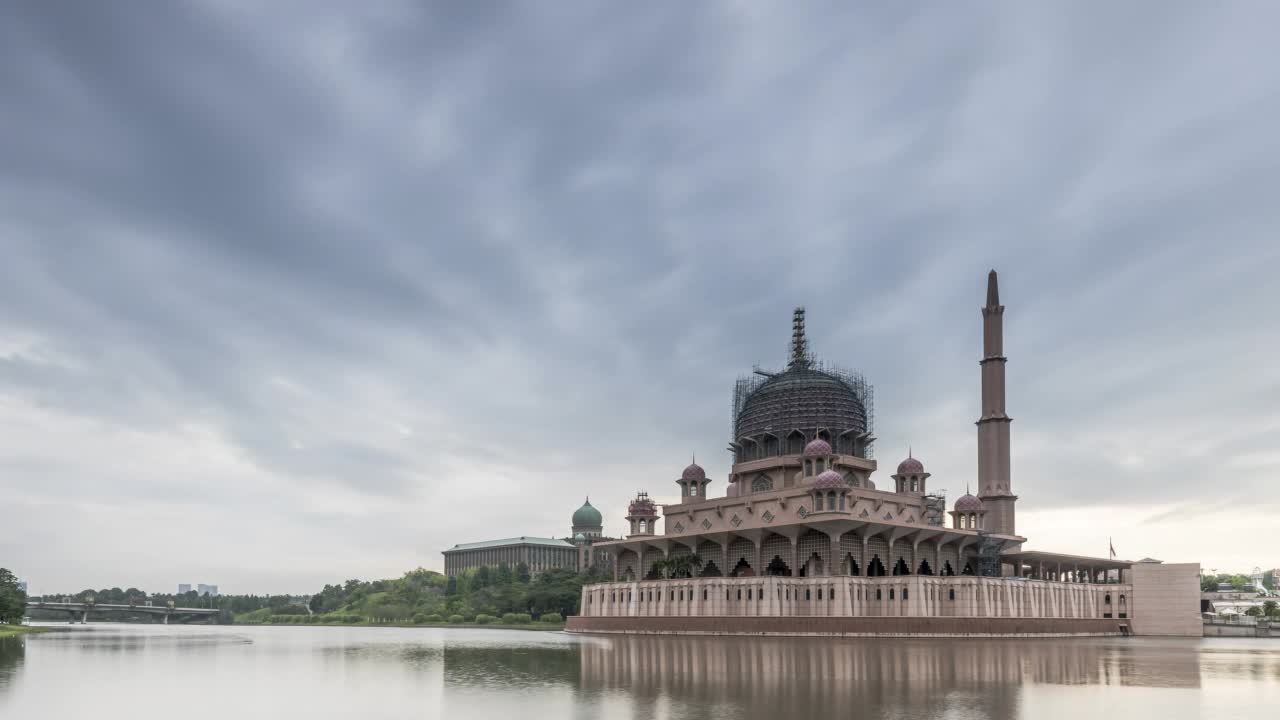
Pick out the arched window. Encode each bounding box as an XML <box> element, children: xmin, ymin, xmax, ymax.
<box><xmin>839</xmin><ymin>494</ymin><xmax>846</xmax><ymax>511</ymax></box>
<box><xmin>639</xmin><ymin>519</ymin><xmax>647</xmax><ymax>533</ymax></box>
<box><xmin>804</xmin><ymin>460</ymin><xmax>812</xmax><ymax>476</ymax></box>
<box><xmin>949</xmin><ymin>589</ymin><xmax>955</xmax><ymax>601</ymax></box>
<box><xmin>752</xmin><ymin>475</ymin><xmax>773</xmax><ymax>493</ymax></box>
<box><xmin>902</xmin><ymin>588</ymin><xmax>908</xmax><ymax>600</ymax></box>
<box><xmin>1118</xmin><ymin>595</ymin><xmax>1128</xmax><ymax>618</ymax></box>
<box><xmin>827</xmin><ymin>492</ymin><xmax>836</xmax><ymax>510</ymax></box>
<box><xmin>876</xmin><ymin>588</ymin><xmax>882</xmax><ymax>600</ymax></box>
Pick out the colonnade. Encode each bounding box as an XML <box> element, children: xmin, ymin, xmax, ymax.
<box><xmin>580</xmin><ymin>575</ymin><xmax>1130</xmax><ymax>620</ymax></box>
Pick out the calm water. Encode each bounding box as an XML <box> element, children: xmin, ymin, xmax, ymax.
<box><xmin>2</xmin><ymin>625</ymin><xmax>1277</xmax><ymax>719</ymax></box>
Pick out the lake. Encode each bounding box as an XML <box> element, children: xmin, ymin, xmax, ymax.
<box><xmin>2</xmin><ymin>624</ymin><xmax>1277</xmax><ymax>719</ymax></box>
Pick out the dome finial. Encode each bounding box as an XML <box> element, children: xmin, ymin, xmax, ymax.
<box><xmin>789</xmin><ymin>306</ymin><xmax>810</xmax><ymax>369</ymax></box>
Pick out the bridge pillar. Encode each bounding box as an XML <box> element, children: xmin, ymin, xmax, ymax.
<box><xmin>81</xmin><ymin>610</ymin><xmax>89</xmax><ymax>624</ymax></box>
<box><xmin>163</xmin><ymin>613</ymin><xmax>169</xmax><ymax>625</ymax></box>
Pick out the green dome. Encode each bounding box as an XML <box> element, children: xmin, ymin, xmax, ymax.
<box><xmin>572</xmin><ymin>498</ymin><xmax>603</xmax><ymax>528</ymax></box>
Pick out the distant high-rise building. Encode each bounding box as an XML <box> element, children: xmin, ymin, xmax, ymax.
<box><xmin>197</xmin><ymin>584</ymin><xmax>219</xmax><ymax>597</ymax></box>
<box><xmin>178</xmin><ymin>584</ymin><xmax>192</xmax><ymax>594</ymax></box>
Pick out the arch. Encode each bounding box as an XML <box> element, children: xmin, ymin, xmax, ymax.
<box><xmin>786</xmin><ymin>431</ymin><xmax>805</xmax><ymax>455</ymax></box>
<box><xmin>826</xmin><ymin>492</ymin><xmax>837</xmax><ymax>511</ymax></box>
<box><xmin>766</xmin><ymin>556</ymin><xmax>792</xmax><ymax>577</ymax></box>
<box><xmin>804</xmin><ymin>459</ymin><xmax>813</xmax><ymax>476</ymax></box>
<box><xmin>699</xmin><ymin>561</ymin><xmax>722</xmax><ymax>577</ymax></box>
<box><xmin>638</xmin><ymin>519</ymin><xmax>647</xmax><ymax>533</ymax></box>
<box><xmin>948</xmin><ymin>588</ymin><xmax>956</xmax><ymax>601</ymax></box>
<box><xmin>942</xmin><ymin>561</ymin><xmax>956</xmax><ymax>577</ymax></box>
<box><xmin>917</xmin><ymin>559</ymin><xmax>934</xmax><ymax>576</ymax></box>
<box><xmin>730</xmin><ymin>558</ymin><xmax>754</xmax><ymax>577</ymax></box>
<box><xmin>961</xmin><ymin>561</ymin><xmax>975</xmax><ymax>576</ymax></box>
<box><xmin>751</xmin><ymin>474</ymin><xmax>774</xmax><ymax>493</ymax></box>
<box><xmin>892</xmin><ymin>558</ymin><xmax>910</xmax><ymax>576</ymax></box>
<box><xmin>801</xmin><ymin>552</ymin><xmax>824</xmax><ymax>577</ymax></box>
<box><xmin>867</xmin><ymin>556</ymin><xmax>887</xmax><ymax>577</ymax></box>
<box><xmin>843</xmin><ymin>554</ymin><xmax>860</xmax><ymax>576</ymax></box>
<box><xmin>1118</xmin><ymin>594</ymin><xmax>1128</xmax><ymax>618</ymax></box>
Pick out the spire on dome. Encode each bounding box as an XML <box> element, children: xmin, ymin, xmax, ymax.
<box><xmin>986</xmin><ymin>269</ymin><xmax>1000</xmax><ymax>308</ymax></box>
<box><xmin>789</xmin><ymin>306</ymin><xmax>810</xmax><ymax>369</ymax></box>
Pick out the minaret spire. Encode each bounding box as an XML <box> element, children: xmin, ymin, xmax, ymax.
<box><xmin>976</xmin><ymin>269</ymin><xmax>1017</xmax><ymax>535</ymax></box>
<box><xmin>789</xmin><ymin>306</ymin><xmax>810</xmax><ymax>369</ymax></box>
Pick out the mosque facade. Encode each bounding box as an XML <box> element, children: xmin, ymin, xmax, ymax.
<box><xmin>568</xmin><ymin>271</ymin><xmax>1201</xmax><ymax>637</ymax></box>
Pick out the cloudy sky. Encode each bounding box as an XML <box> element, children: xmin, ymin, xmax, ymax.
<box><xmin>2</xmin><ymin>2</ymin><xmax>1278</xmax><ymax>595</ymax></box>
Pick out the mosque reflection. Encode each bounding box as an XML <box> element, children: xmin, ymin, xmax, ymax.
<box><xmin>572</xmin><ymin>635</ymin><xmax>1202</xmax><ymax>718</ymax></box>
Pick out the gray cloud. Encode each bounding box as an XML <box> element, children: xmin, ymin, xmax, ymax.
<box><xmin>1</xmin><ymin>1</ymin><xmax>1278</xmax><ymax>593</ymax></box>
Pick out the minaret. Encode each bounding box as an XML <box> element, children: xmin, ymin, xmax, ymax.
<box><xmin>977</xmin><ymin>270</ymin><xmax>1017</xmax><ymax>534</ymax></box>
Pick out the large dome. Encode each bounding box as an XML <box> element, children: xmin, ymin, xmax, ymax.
<box><xmin>572</xmin><ymin>498</ymin><xmax>603</xmax><ymax>528</ymax></box>
<box><xmin>734</xmin><ymin>368</ymin><xmax>868</xmax><ymax>447</ymax></box>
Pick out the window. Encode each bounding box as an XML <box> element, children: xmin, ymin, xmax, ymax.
<box><xmin>639</xmin><ymin>519</ymin><xmax>647</xmax><ymax>533</ymax></box>
<box><xmin>948</xmin><ymin>589</ymin><xmax>955</xmax><ymax>601</ymax></box>
<box><xmin>817</xmin><ymin>588</ymin><xmax>823</xmax><ymax>600</ymax></box>
<box><xmin>806</xmin><ymin>589</ymin><xmax>811</xmax><ymax>601</ymax></box>
<box><xmin>752</xmin><ymin>475</ymin><xmax>773</xmax><ymax>492</ymax></box>
<box><xmin>827</xmin><ymin>492</ymin><xmax>836</xmax><ymax>510</ymax></box>
<box><xmin>703</xmin><ymin>589</ymin><xmax>707</xmax><ymax>601</ymax></box>
<box><xmin>889</xmin><ymin>589</ymin><xmax>895</xmax><ymax>600</ymax></box>
<box><xmin>876</xmin><ymin>589</ymin><xmax>882</xmax><ymax>600</ymax></box>
<box><xmin>903</xmin><ymin>588</ymin><xmax>908</xmax><ymax>600</ymax></box>
<box><xmin>829</xmin><ymin>586</ymin><xmax>834</xmax><ymax>602</ymax></box>
<box><xmin>804</xmin><ymin>460</ymin><xmax>812</xmax><ymax>476</ymax></box>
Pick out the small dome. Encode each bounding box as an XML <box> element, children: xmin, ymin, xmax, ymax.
<box><xmin>955</xmin><ymin>493</ymin><xmax>984</xmax><ymax>513</ymax></box>
<box><xmin>681</xmin><ymin>462</ymin><xmax>706</xmax><ymax>482</ymax></box>
<box><xmin>574</xmin><ymin>532</ymin><xmax>587</xmax><ymax>543</ymax></box>
<box><xmin>627</xmin><ymin>495</ymin><xmax>657</xmax><ymax>516</ymax></box>
<box><xmin>813</xmin><ymin>469</ymin><xmax>846</xmax><ymax>489</ymax></box>
<box><xmin>897</xmin><ymin>456</ymin><xmax>924</xmax><ymax>474</ymax></box>
<box><xmin>803</xmin><ymin>438</ymin><xmax>833</xmax><ymax>457</ymax></box>
<box><xmin>572</xmin><ymin>498</ymin><xmax>603</xmax><ymax>528</ymax></box>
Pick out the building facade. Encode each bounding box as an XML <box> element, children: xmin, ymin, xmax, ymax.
<box><xmin>569</xmin><ymin>271</ymin><xmax>1201</xmax><ymax>637</ymax></box>
<box><xmin>441</xmin><ymin>498</ymin><xmax>615</xmax><ymax>577</ymax></box>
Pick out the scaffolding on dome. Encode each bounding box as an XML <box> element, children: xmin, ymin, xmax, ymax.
<box><xmin>730</xmin><ymin>362</ymin><xmax>875</xmax><ymax>460</ymax></box>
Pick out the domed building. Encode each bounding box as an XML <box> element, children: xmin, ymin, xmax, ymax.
<box><xmin>571</xmin><ymin>271</ymin><xmax>1202</xmax><ymax>638</ymax></box>
<box><xmin>442</xmin><ymin>496</ymin><xmax>617</xmax><ymax>578</ymax></box>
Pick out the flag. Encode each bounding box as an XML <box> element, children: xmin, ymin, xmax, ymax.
<box><xmin>1109</xmin><ymin>537</ymin><xmax>1116</xmax><ymax>559</ymax></box>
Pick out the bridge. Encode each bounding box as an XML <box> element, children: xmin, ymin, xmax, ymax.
<box><xmin>28</xmin><ymin>601</ymin><xmax>220</xmax><ymax>624</ymax></box>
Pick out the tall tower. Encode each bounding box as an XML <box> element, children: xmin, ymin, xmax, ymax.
<box><xmin>977</xmin><ymin>270</ymin><xmax>1017</xmax><ymax>534</ymax></box>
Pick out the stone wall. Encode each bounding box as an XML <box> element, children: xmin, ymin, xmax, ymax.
<box><xmin>566</xmin><ymin>615</ymin><xmax>1125</xmax><ymax>637</ymax></box>
<box><xmin>1128</xmin><ymin>562</ymin><xmax>1202</xmax><ymax>636</ymax></box>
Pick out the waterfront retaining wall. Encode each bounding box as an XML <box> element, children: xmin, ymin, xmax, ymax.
<box><xmin>566</xmin><ymin>615</ymin><xmax>1125</xmax><ymax>637</ymax></box>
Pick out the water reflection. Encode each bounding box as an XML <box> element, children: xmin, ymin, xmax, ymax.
<box><xmin>0</xmin><ymin>638</ymin><xmax>24</xmax><ymax>690</ymax></box>
<box><xmin>2</xmin><ymin>626</ymin><xmax>1276</xmax><ymax>720</ymax></box>
<box><xmin>443</xmin><ymin>641</ymin><xmax>579</xmax><ymax>689</ymax></box>
<box><xmin>577</xmin><ymin>635</ymin><xmax>1209</xmax><ymax>719</ymax></box>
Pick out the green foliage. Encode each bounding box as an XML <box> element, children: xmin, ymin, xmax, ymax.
<box><xmin>1245</xmin><ymin>606</ymin><xmax>1263</xmax><ymax>617</ymax></box>
<box><xmin>447</xmin><ymin>614</ymin><xmax>465</xmax><ymax>624</ymax></box>
<box><xmin>1200</xmin><ymin>573</ymin><xmax>1257</xmax><ymax>593</ymax></box>
<box><xmin>474</xmin><ymin>613</ymin><xmax>496</xmax><ymax>624</ymax></box>
<box><xmin>424</xmin><ymin>613</ymin><xmax>443</xmax><ymax>623</ymax></box>
<box><xmin>501</xmin><ymin>613</ymin><xmax>532</xmax><ymax>624</ymax></box>
<box><xmin>0</xmin><ymin>568</ymin><xmax>27</xmax><ymax>625</ymax></box>
<box><xmin>1264</xmin><ymin>600</ymin><xmax>1278</xmax><ymax>618</ymax></box>
<box><xmin>538</xmin><ymin>612</ymin><xmax>564</xmax><ymax>624</ymax></box>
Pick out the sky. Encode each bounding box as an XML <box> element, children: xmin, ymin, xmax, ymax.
<box><xmin>2</xmin><ymin>1</ymin><xmax>1278</xmax><ymax>595</ymax></box>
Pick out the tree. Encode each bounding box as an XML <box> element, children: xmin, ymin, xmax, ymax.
<box><xmin>1264</xmin><ymin>600</ymin><xmax>1278</xmax><ymax>618</ymax></box>
<box><xmin>515</xmin><ymin>563</ymin><xmax>531</xmax><ymax>584</ymax></box>
<box><xmin>0</xmin><ymin>568</ymin><xmax>27</xmax><ymax>625</ymax></box>
<box><xmin>1245</xmin><ymin>606</ymin><xmax>1263</xmax><ymax>617</ymax></box>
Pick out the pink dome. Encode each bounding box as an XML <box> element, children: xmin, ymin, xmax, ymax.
<box><xmin>803</xmin><ymin>438</ymin><xmax>832</xmax><ymax>457</ymax></box>
<box><xmin>627</xmin><ymin>496</ymin><xmax>657</xmax><ymax>516</ymax></box>
<box><xmin>897</xmin><ymin>456</ymin><xmax>924</xmax><ymax>474</ymax></box>
<box><xmin>681</xmin><ymin>463</ymin><xmax>706</xmax><ymax>481</ymax></box>
<box><xmin>813</xmin><ymin>469</ymin><xmax>846</xmax><ymax>489</ymax></box>
<box><xmin>955</xmin><ymin>493</ymin><xmax>984</xmax><ymax>513</ymax></box>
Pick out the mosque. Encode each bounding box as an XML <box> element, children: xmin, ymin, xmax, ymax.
<box><xmin>567</xmin><ymin>271</ymin><xmax>1201</xmax><ymax>637</ymax></box>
